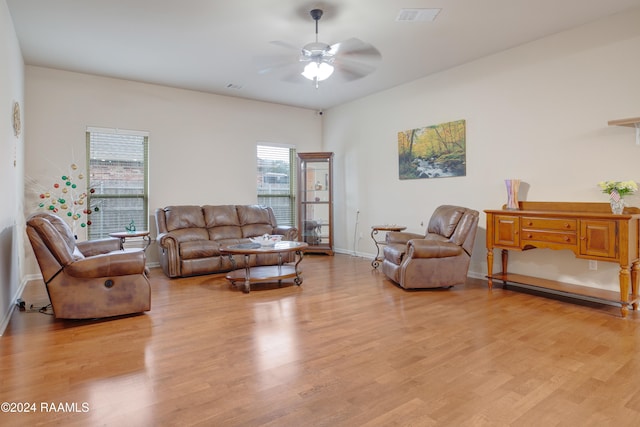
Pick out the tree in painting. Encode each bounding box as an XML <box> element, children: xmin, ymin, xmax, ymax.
<box><xmin>397</xmin><ymin>119</ymin><xmax>466</xmax><ymax>180</ymax></box>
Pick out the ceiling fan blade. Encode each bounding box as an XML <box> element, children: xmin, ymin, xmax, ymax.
<box><xmin>254</xmin><ymin>53</ymin><xmax>299</xmax><ymax>75</ymax></box>
<box><xmin>269</xmin><ymin>40</ymin><xmax>302</xmax><ymax>52</ymax></box>
<box><xmin>333</xmin><ymin>58</ymin><xmax>377</xmax><ymax>81</ymax></box>
<box><xmin>329</xmin><ymin>38</ymin><xmax>381</xmax><ymax>60</ymax></box>
<box><xmin>282</xmin><ymin>72</ymin><xmax>309</xmax><ymax>84</ymax></box>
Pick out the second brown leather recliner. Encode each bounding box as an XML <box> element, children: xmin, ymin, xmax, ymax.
<box><xmin>381</xmin><ymin>205</ymin><xmax>479</xmax><ymax>289</ymax></box>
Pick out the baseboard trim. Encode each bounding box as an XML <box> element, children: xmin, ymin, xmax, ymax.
<box><xmin>0</xmin><ymin>276</ymin><xmax>30</xmax><ymax>336</ymax></box>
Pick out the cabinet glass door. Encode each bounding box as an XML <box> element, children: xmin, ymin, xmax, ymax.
<box><xmin>298</xmin><ymin>152</ymin><xmax>333</xmax><ymax>255</ymax></box>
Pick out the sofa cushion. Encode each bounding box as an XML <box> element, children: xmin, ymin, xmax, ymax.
<box><xmin>208</xmin><ymin>226</ymin><xmax>243</xmax><ymax>241</ymax></box>
<box><xmin>203</xmin><ymin>205</ymin><xmax>241</xmax><ymax>227</ymax></box>
<box><xmin>424</xmin><ymin>233</ymin><xmax>449</xmax><ymax>243</ymax></box>
<box><xmin>242</xmin><ymin>223</ymin><xmax>274</xmax><ymax>238</ymax></box>
<box><xmin>28</xmin><ymin>216</ymin><xmax>75</xmax><ymax>267</ymax></box>
<box><xmin>217</xmin><ymin>238</ymin><xmax>247</xmax><ymax>247</ymax></box>
<box><xmin>427</xmin><ymin>205</ymin><xmax>465</xmax><ymax>238</ymax></box>
<box><xmin>449</xmin><ymin>210</ymin><xmax>477</xmax><ymax>246</ymax></box>
<box><xmin>164</xmin><ymin>205</ymin><xmax>205</xmax><ymax>231</ymax></box>
<box><xmin>383</xmin><ymin>244</ymin><xmax>406</xmax><ymax>265</ymax></box>
<box><xmin>72</xmin><ymin>246</ymin><xmax>85</xmax><ymax>260</ymax></box>
<box><xmin>169</xmin><ymin>228</ymin><xmax>209</xmax><ymax>243</ymax></box>
<box><xmin>180</xmin><ymin>240</ymin><xmax>221</xmax><ymax>260</ymax></box>
<box><xmin>30</xmin><ymin>212</ymin><xmax>77</xmax><ymax>254</ymax></box>
<box><xmin>203</xmin><ymin>205</ymin><xmax>243</xmax><ymax>240</ymax></box>
<box><xmin>237</xmin><ymin>205</ymin><xmax>275</xmax><ymax>226</ymax></box>
<box><xmin>237</xmin><ymin>205</ymin><xmax>276</xmax><ymax>237</ymax></box>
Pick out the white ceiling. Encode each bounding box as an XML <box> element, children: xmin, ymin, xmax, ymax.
<box><xmin>7</xmin><ymin>0</ymin><xmax>640</xmax><ymax>110</ymax></box>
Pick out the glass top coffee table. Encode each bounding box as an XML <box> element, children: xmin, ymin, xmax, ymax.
<box><xmin>220</xmin><ymin>241</ymin><xmax>309</xmax><ymax>293</ymax></box>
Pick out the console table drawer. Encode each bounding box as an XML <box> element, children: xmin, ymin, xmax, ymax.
<box><xmin>522</xmin><ymin>217</ymin><xmax>576</xmax><ymax>231</ymax></box>
<box><xmin>521</xmin><ymin>230</ymin><xmax>576</xmax><ymax>246</ymax></box>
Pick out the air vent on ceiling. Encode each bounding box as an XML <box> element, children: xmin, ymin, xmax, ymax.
<box><xmin>396</xmin><ymin>8</ymin><xmax>441</xmax><ymax>22</ymax></box>
<box><xmin>226</xmin><ymin>83</ymin><xmax>243</xmax><ymax>90</ymax></box>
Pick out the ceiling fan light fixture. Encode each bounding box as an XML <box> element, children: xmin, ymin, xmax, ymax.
<box><xmin>258</xmin><ymin>8</ymin><xmax>380</xmax><ymax>86</ymax></box>
<box><xmin>302</xmin><ymin>61</ymin><xmax>334</xmax><ymax>81</ymax></box>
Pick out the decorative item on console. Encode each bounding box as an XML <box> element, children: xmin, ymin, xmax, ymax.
<box><xmin>505</xmin><ymin>179</ymin><xmax>521</xmax><ymax>210</ymax></box>
<box><xmin>125</xmin><ymin>219</ymin><xmax>136</xmax><ymax>233</ymax></box>
<box><xmin>598</xmin><ymin>180</ymin><xmax>638</xmax><ymax>214</ymax></box>
<box><xmin>249</xmin><ymin>234</ymin><xmax>284</xmax><ymax>247</ymax></box>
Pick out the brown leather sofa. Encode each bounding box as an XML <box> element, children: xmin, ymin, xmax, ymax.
<box><xmin>155</xmin><ymin>205</ymin><xmax>298</xmax><ymax>278</ymax></box>
<box><xmin>381</xmin><ymin>205</ymin><xmax>479</xmax><ymax>289</ymax></box>
<box><xmin>26</xmin><ymin>212</ymin><xmax>151</xmax><ymax>319</ymax></box>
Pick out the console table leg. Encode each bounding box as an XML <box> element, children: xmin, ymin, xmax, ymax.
<box><xmin>501</xmin><ymin>250</ymin><xmax>509</xmax><ymax>286</ymax></box>
<box><xmin>619</xmin><ymin>265</ymin><xmax>631</xmax><ymax>317</ymax></box>
<box><xmin>487</xmin><ymin>249</ymin><xmax>494</xmax><ymax>289</ymax></box>
<box><xmin>501</xmin><ymin>250</ymin><xmax>508</xmax><ymax>275</ymax></box>
<box><xmin>632</xmin><ymin>261</ymin><xmax>640</xmax><ymax>311</ymax></box>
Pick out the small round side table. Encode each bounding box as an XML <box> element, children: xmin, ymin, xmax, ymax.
<box><xmin>370</xmin><ymin>225</ymin><xmax>406</xmax><ymax>268</ymax></box>
<box><xmin>109</xmin><ymin>230</ymin><xmax>151</xmax><ymax>251</ymax></box>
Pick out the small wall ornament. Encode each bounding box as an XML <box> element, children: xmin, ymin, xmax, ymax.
<box><xmin>12</xmin><ymin>101</ymin><xmax>21</xmax><ymax>137</ymax></box>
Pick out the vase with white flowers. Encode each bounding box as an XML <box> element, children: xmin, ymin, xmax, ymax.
<box><xmin>598</xmin><ymin>180</ymin><xmax>638</xmax><ymax>214</ymax></box>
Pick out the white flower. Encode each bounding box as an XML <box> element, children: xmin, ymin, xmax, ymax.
<box><xmin>598</xmin><ymin>180</ymin><xmax>638</xmax><ymax>197</ymax></box>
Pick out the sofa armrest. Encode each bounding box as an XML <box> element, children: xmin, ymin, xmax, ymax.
<box><xmin>157</xmin><ymin>232</ymin><xmax>171</xmax><ymax>248</ymax></box>
<box><xmin>156</xmin><ymin>232</ymin><xmax>181</xmax><ymax>277</ymax></box>
<box><xmin>386</xmin><ymin>231</ymin><xmax>423</xmax><ymax>245</ymax></box>
<box><xmin>274</xmin><ymin>226</ymin><xmax>298</xmax><ymax>241</ymax></box>
<box><xmin>407</xmin><ymin>239</ymin><xmax>463</xmax><ymax>258</ymax></box>
<box><xmin>77</xmin><ymin>237</ymin><xmax>121</xmax><ymax>257</ymax></box>
<box><xmin>65</xmin><ymin>250</ymin><xmax>146</xmax><ymax>278</ymax></box>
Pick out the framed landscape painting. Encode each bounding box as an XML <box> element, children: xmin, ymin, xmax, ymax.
<box><xmin>397</xmin><ymin>119</ymin><xmax>466</xmax><ymax>180</ymax></box>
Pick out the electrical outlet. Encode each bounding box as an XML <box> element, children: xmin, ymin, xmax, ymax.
<box><xmin>589</xmin><ymin>260</ymin><xmax>598</xmax><ymax>270</ymax></box>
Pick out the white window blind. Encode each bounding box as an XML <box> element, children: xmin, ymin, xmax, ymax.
<box><xmin>257</xmin><ymin>144</ymin><xmax>296</xmax><ymax>227</ymax></box>
<box><xmin>87</xmin><ymin>128</ymin><xmax>149</xmax><ymax>240</ymax></box>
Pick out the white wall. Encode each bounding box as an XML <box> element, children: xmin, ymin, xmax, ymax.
<box><xmin>18</xmin><ymin>7</ymin><xmax>640</xmax><ymax>299</ymax></box>
<box><xmin>325</xmin><ymin>9</ymin><xmax>640</xmax><ymax>291</ymax></box>
<box><xmin>23</xmin><ymin>67</ymin><xmax>322</xmax><ymax>274</ymax></box>
<box><xmin>0</xmin><ymin>0</ymin><xmax>24</xmax><ymax>334</ymax></box>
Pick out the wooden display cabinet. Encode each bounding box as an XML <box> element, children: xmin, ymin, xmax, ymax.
<box><xmin>297</xmin><ymin>152</ymin><xmax>334</xmax><ymax>255</ymax></box>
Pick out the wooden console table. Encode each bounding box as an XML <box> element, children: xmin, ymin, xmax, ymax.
<box><xmin>485</xmin><ymin>201</ymin><xmax>640</xmax><ymax>317</ymax></box>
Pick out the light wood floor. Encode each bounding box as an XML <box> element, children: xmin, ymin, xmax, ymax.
<box><xmin>3</xmin><ymin>254</ymin><xmax>640</xmax><ymax>426</ymax></box>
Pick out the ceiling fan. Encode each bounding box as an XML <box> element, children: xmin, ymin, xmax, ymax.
<box><xmin>257</xmin><ymin>9</ymin><xmax>382</xmax><ymax>88</ymax></box>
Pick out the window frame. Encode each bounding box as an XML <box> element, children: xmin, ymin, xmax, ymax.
<box><xmin>257</xmin><ymin>143</ymin><xmax>297</xmax><ymax>228</ymax></box>
<box><xmin>86</xmin><ymin>127</ymin><xmax>149</xmax><ymax>240</ymax></box>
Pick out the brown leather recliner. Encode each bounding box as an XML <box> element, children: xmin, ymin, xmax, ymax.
<box><xmin>26</xmin><ymin>212</ymin><xmax>151</xmax><ymax>319</ymax></box>
<box><xmin>381</xmin><ymin>205</ymin><xmax>479</xmax><ymax>289</ymax></box>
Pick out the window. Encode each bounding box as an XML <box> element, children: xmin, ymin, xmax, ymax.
<box><xmin>87</xmin><ymin>127</ymin><xmax>149</xmax><ymax>240</ymax></box>
<box><xmin>257</xmin><ymin>144</ymin><xmax>296</xmax><ymax>227</ymax></box>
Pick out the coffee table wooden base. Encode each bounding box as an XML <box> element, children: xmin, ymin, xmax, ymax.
<box><xmin>220</xmin><ymin>241</ymin><xmax>308</xmax><ymax>294</ymax></box>
<box><xmin>225</xmin><ymin>265</ymin><xmax>302</xmax><ymax>293</ymax></box>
